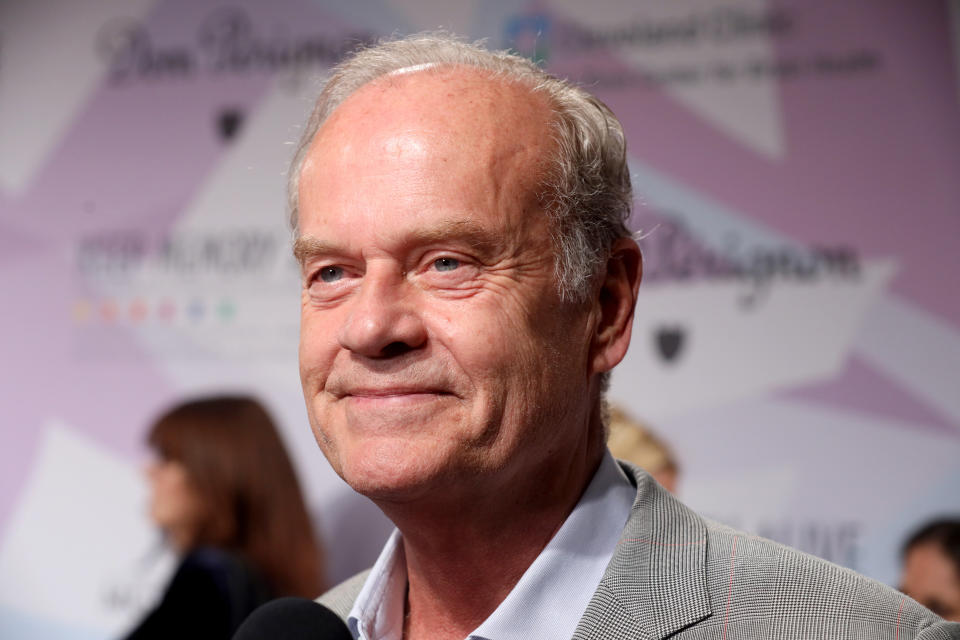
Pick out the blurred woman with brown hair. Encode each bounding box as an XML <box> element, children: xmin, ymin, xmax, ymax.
<box><xmin>123</xmin><ymin>395</ymin><xmax>324</xmax><ymax>639</ymax></box>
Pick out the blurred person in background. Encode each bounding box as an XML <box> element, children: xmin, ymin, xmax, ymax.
<box><xmin>901</xmin><ymin>519</ymin><xmax>960</xmax><ymax>622</ymax></box>
<box><xmin>606</xmin><ymin>405</ymin><xmax>679</xmax><ymax>494</ymax></box>
<box><xmin>121</xmin><ymin>395</ymin><xmax>324</xmax><ymax>639</ymax></box>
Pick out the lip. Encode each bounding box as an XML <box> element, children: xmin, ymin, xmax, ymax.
<box><xmin>344</xmin><ymin>387</ymin><xmax>452</xmax><ymax>399</ymax></box>
<box><xmin>342</xmin><ymin>389</ymin><xmax>454</xmax><ymax>411</ymax></box>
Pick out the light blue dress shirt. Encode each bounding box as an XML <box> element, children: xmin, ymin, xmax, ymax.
<box><xmin>347</xmin><ymin>451</ymin><xmax>636</xmax><ymax>640</ymax></box>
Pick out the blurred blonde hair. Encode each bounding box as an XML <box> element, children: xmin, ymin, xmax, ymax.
<box><xmin>606</xmin><ymin>406</ymin><xmax>679</xmax><ymax>493</ymax></box>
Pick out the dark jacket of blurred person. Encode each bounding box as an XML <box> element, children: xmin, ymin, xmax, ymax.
<box><xmin>121</xmin><ymin>396</ymin><xmax>324</xmax><ymax>639</ymax></box>
<box><xmin>901</xmin><ymin>518</ymin><xmax>960</xmax><ymax>622</ymax></box>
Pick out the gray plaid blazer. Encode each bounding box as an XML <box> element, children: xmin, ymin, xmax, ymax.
<box><xmin>319</xmin><ymin>462</ymin><xmax>959</xmax><ymax>639</ymax></box>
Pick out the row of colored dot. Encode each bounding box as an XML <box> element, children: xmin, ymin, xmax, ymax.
<box><xmin>72</xmin><ymin>299</ymin><xmax>237</xmax><ymax>324</ymax></box>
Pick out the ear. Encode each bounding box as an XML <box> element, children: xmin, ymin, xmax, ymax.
<box><xmin>590</xmin><ymin>237</ymin><xmax>642</xmax><ymax>375</ymax></box>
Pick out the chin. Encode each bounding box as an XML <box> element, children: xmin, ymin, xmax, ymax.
<box><xmin>332</xmin><ymin>437</ymin><xmax>458</xmax><ymax>504</ymax></box>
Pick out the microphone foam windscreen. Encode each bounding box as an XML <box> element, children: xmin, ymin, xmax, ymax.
<box><xmin>233</xmin><ymin>597</ymin><xmax>353</xmax><ymax>640</ymax></box>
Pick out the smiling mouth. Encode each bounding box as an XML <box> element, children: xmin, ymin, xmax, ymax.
<box><xmin>341</xmin><ymin>390</ymin><xmax>456</xmax><ymax>414</ymax></box>
<box><xmin>345</xmin><ymin>389</ymin><xmax>452</xmax><ymax>400</ymax></box>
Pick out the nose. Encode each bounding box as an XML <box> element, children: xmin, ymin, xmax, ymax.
<box><xmin>337</xmin><ymin>269</ymin><xmax>427</xmax><ymax>359</ymax></box>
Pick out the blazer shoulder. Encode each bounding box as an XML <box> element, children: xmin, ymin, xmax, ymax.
<box><xmin>699</xmin><ymin>519</ymin><xmax>957</xmax><ymax>638</ymax></box>
<box><xmin>316</xmin><ymin>569</ymin><xmax>370</xmax><ymax>622</ymax></box>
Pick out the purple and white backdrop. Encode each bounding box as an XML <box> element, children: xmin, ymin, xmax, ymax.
<box><xmin>1</xmin><ymin>1</ymin><xmax>958</xmax><ymax>637</ymax></box>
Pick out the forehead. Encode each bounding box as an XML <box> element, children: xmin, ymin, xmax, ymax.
<box><xmin>297</xmin><ymin>67</ymin><xmax>556</xmax><ymax>248</ymax></box>
<box><xmin>305</xmin><ymin>66</ymin><xmax>553</xmax><ymax>182</ymax></box>
<box><xmin>331</xmin><ymin>65</ymin><xmax>550</xmax><ymax>129</ymax></box>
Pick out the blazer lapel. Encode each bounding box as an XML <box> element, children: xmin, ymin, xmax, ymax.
<box><xmin>573</xmin><ymin>462</ymin><xmax>712</xmax><ymax>640</ymax></box>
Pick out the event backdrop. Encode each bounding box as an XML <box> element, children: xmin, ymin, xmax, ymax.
<box><xmin>2</xmin><ymin>1</ymin><xmax>959</xmax><ymax>638</ymax></box>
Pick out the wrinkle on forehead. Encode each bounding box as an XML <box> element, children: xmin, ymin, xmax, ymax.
<box><xmin>299</xmin><ymin>67</ymin><xmax>556</xmax><ymax>241</ymax></box>
<box><xmin>382</xmin><ymin>131</ymin><xmax>429</xmax><ymax>159</ymax></box>
<box><xmin>312</xmin><ymin>66</ymin><xmax>553</xmax><ymax>159</ymax></box>
<box><xmin>293</xmin><ymin>217</ymin><xmax>504</xmax><ymax>267</ymax></box>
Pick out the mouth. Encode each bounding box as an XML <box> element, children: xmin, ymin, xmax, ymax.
<box><xmin>342</xmin><ymin>387</ymin><xmax>453</xmax><ymax>402</ymax></box>
<box><xmin>337</xmin><ymin>388</ymin><xmax>458</xmax><ymax>419</ymax></box>
<box><xmin>322</xmin><ymin>384</ymin><xmax>458</xmax><ymax>432</ymax></box>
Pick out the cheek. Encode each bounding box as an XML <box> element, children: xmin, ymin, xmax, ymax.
<box><xmin>151</xmin><ymin>473</ymin><xmax>175</xmax><ymax>506</ymax></box>
<box><xmin>444</xmin><ymin>314</ymin><xmax>500</xmax><ymax>353</ymax></box>
<box><xmin>431</xmin><ymin>297</ymin><xmax>570</xmax><ymax>413</ymax></box>
<box><xmin>148</xmin><ymin>482</ymin><xmax>165</xmax><ymax>518</ymax></box>
<box><xmin>151</xmin><ymin>475</ymin><xmax>191</xmax><ymax>523</ymax></box>
<box><xmin>298</xmin><ymin>315</ymin><xmax>344</xmax><ymax>443</ymax></box>
<box><xmin>429</xmin><ymin>300</ymin><xmax>521</xmax><ymax>373</ymax></box>
<box><xmin>299</xmin><ymin>310</ymin><xmax>340</xmax><ymax>380</ymax></box>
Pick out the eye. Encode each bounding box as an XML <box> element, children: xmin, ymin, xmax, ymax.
<box><xmin>318</xmin><ymin>266</ymin><xmax>344</xmax><ymax>282</ymax></box>
<box><xmin>433</xmin><ymin>257</ymin><xmax>460</xmax><ymax>272</ymax></box>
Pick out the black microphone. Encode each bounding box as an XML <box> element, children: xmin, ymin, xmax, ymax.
<box><xmin>233</xmin><ymin>597</ymin><xmax>353</xmax><ymax>640</ymax></box>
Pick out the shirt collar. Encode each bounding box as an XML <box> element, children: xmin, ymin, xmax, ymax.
<box><xmin>347</xmin><ymin>451</ymin><xmax>635</xmax><ymax>640</ymax></box>
<box><xmin>468</xmin><ymin>451</ymin><xmax>635</xmax><ymax>640</ymax></box>
<box><xmin>348</xmin><ymin>529</ymin><xmax>407</xmax><ymax>640</ymax></box>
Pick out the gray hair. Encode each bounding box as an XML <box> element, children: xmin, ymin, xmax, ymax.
<box><xmin>288</xmin><ymin>32</ymin><xmax>632</xmax><ymax>302</ymax></box>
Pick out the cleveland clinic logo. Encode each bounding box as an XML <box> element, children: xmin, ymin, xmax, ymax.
<box><xmin>503</xmin><ymin>8</ymin><xmax>792</xmax><ymax>65</ymax></box>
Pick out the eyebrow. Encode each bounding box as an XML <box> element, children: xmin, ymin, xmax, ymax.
<box><xmin>292</xmin><ymin>218</ymin><xmax>503</xmax><ymax>266</ymax></box>
<box><xmin>293</xmin><ymin>236</ymin><xmax>338</xmax><ymax>266</ymax></box>
<box><xmin>410</xmin><ymin>218</ymin><xmax>501</xmax><ymax>253</ymax></box>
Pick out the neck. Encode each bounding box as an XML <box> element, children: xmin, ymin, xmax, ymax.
<box><xmin>380</xmin><ymin>429</ymin><xmax>605</xmax><ymax>640</ymax></box>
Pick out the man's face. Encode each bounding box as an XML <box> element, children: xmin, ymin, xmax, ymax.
<box><xmin>901</xmin><ymin>542</ymin><xmax>960</xmax><ymax>621</ymax></box>
<box><xmin>295</xmin><ymin>69</ymin><xmax>601</xmax><ymax>503</ymax></box>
